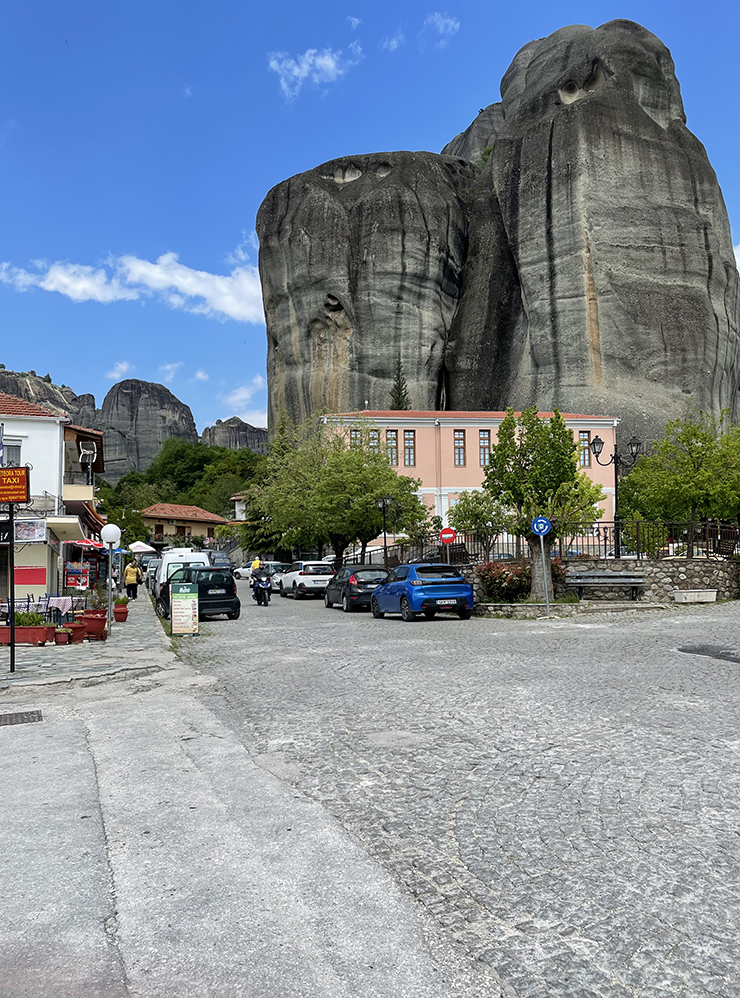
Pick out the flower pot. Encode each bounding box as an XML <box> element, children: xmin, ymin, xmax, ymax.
<box><xmin>67</xmin><ymin>622</ymin><xmax>86</xmax><ymax>644</ymax></box>
<box><xmin>113</xmin><ymin>606</ymin><xmax>129</xmax><ymax>622</ymax></box>
<box><xmin>54</xmin><ymin>631</ymin><xmax>70</xmax><ymax>645</ymax></box>
<box><xmin>0</xmin><ymin>627</ymin><xmax>9</xmax><ymax>645</ymax></box>
<box><xmin>14</xmin><ymin>626</ymin><xmax>48</xmax><ymax>645</ymax></box>
<box><xmin>83</xmin><ymin>612</ymin><xmax>107</xmax><ymax>637</ymax></box>
<box><xmin>45</xmin><ymin>625</ymin><xmax>56</xmax><ymax>644</ymax></box>
<box><xmin>673</xmin><ymin>589</ymin><xmax>718</xmax><ymax>603</ymax></box>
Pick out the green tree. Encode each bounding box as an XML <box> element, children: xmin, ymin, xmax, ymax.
<box><xmin>389</xmin><ymin>356</ymin><xmax>411</xmax><ymax>410</ymax></box>
<box><xmin>484</xmin><ymin>407</ymin><xmax>605</xmax><ymax>598</ymax></box>
<box><xmin>447</xmin><ymin>490</ymin><xmax>513</xmax><ymax>561</ymax></box>
<box><xmin>620</xmin><ymin>406</ymin><xmax>740</xmax><ymax>524</ymax></box>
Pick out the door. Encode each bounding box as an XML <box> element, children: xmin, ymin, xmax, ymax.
<box><xmin>331</xmin><ymin>568</ymin><xmax>349</xmax><ymax>601</ymax></box>
<box><xmin>387</xmin><ymin>566</ymin><xmax>409</xmax><ymax>611</ymax></box>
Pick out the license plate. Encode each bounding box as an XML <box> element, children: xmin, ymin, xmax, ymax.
<box><xmin>437</xmin><ymin>599</ymin><xmax>457</xmax><ymax>605</ymax></box>
<box><xmin>209</xmin><ymin>588</ymin><xmax>226</xmax><ymax>595</ymax></box>
<box><xmin>367</xmin><ymin>584</ymin><xmax>378</xmax><ymax>589</ymax></box>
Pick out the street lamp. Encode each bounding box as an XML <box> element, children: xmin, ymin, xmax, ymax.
<box><xmin>590</xmin><ymin>433</ymin><xmax>642</xmax><ymax>556</ymax></box>
<box><xmin>375</xmin><ymin>494</ymin><xmax>393</xmax><ymax>569</ymax></box>
<box><xmin>100</xmin><ymin>523</ymin><xmax>122</xmax><ymax>636</ymax></box>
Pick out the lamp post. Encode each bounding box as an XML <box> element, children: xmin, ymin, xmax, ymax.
<box><xmin>590</xmin><ymin>434</ymin><xmax>642</xmax><ymax>557</ymax></box>
<box><xmin>375</xmin><ymin>494</ymin><xmax>393</xmax><ymax>569</ymax></box>
<box><xmin>100</xmin><ymin>523</ymin><xmax>122</xmax><ymax>636</ymax></box>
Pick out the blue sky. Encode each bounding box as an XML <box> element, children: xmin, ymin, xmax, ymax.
<box><xmin>1</xmin><ymin>0</ymin><xmax>738</xmax><ymax>431</ymax></box>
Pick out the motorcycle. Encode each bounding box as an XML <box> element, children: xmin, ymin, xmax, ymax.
<box><xmin>252</xmin><ymin>572</ymin><xmax>272</xmax><ymax>606</ymax></box>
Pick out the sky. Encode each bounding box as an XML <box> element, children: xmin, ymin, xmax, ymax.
<box><xmin>1</xmin><ymin>0</ymin><xmax>739</xmax><ymax>432</ymax></box>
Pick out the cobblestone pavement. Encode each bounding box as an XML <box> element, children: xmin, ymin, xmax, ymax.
<box><xmin>177</xmin><ymin>583</ymin><xmax>740</xmax><ymax>998</ymax></box>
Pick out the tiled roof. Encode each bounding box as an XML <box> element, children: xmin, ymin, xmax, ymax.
<box><xmin>334</xmin><ymin>410</ymin><xmax>617</xmax><ymax>421</ymax></box>
<box><xmin>0</xmin><ymin>391</ymin><xmax>62</xmax><ymax>418</ymax></box>
<box><xmin>139</xmin><ymin>503</ymin><xmax>228</xmax><ymax>524</ymax></box>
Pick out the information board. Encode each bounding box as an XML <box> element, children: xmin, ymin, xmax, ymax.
<box><xmin>0</xmin><ymin>467</ymin><xmax>29</xmax><ymax>504</ymax></box>
<box><xmin>171</xmin><ymin>583</ymin><xmax>199</xmax><ymax>635</ymax></box>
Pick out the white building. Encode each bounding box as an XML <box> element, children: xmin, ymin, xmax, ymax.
<box><xmin>0</xmin><ymin>392</ymin><xmax>106</xmax><ymax>600</ymax></box>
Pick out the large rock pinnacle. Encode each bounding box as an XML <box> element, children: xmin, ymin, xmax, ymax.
<box><xmin>257</xmin><ymin>20</ymin><xmax>740</xmax><ymax>441</ymax></box>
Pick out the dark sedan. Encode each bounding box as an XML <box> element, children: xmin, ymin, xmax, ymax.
<box><xmin>156</xmin><ymin>566</ymin><xmax>241</xmax><ymax>620</ymax></box>
<box><xmin>324</xmin><ymin>564</ymin><xmax>389</xmax><ymax>612</ymax></box>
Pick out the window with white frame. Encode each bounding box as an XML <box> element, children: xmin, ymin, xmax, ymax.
<box><xmin>479</xmin><ymin>429</ymin><xmax>490</xmax><ymax>467</ymax></box>
<box><xmin>579</xmin><ymin>430</ymin><xmax>591</xmax><ymax>468</ymax></box>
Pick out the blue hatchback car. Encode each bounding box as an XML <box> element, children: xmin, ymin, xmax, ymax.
<box><xmin>371</xmin><ymin>563</ymin><xmax>474</xmax><ymax>621</ymax></box>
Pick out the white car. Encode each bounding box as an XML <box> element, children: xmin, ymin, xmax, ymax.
<box><xmin>279</xmin><ymin>560</ymin><xmax>335</xmax><ymax>599</ymax></box>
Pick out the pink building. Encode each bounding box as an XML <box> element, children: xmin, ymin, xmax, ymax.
<box><xmin>329</xmin><ymin>411</ymin><xmax>618</xmax><ymax>525</ymax></box>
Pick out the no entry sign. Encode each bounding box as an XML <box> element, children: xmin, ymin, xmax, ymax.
<box><xmin>0</xmin><ymin>467</ymin><xmax>29</xmax><ymax>504</ymax></box>
<box><xmin>440</xmin><ymin>527</ymin><xmax>456</xmax><ymax>544</ymax></box>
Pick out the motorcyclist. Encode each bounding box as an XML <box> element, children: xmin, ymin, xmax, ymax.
<box><xmin>250</xmin><ymin>560</ymin><xmax>271</xmax><ymax>602</ymax></box>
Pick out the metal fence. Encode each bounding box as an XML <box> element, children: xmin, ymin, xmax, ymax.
<box><xmin>346</xmin><ymin>520</ymin><xmax>740</xmax><ymax>567</ymax></box>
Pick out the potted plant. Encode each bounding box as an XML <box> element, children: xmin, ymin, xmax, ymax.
<box><xmin>67</xmin><ymin>621</ymin><xmax>87</xmax><ymax>644</ymax></box>
<box><xmin>54</xmin><ymin>627</ymin><xmax>72</xmax><ymax>645</ymax></box>
<box><xmin>113</xmin><ymin>595</ymin><xmax>130</xmax><ymax>622</ymax></box>
<box><xmin>83</xmin><ymin>610</ymin><xmax>108</xmax><ymax>639</ymax></box>
<box><xmin>12</xmin><ymin>611</ymin><xmax>49</xmax><ymax>645</ymax></box>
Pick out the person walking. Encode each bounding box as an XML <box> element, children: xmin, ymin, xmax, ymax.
<box><xmin>124</xmin><ymin>559</ymin><xmax>143</xmax><ymax>600</ymax></box>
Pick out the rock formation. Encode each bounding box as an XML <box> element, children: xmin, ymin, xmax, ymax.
<box><xmin>200</xmin><ymin>416</ymin><xmax>268</xmax><ymax>453</ymax></box>
<box><xmin>257</xmin><ymin>19</ymin><xmax>740</xmax><ymax>443</ymax></box>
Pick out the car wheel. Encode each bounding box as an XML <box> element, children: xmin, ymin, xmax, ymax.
<box><xmin>342</xmin><ymin>593</ymin><xmax>353</xmax><ymax>613</ymax></box>
<box><xmin>155</xmin><ymin>599</ymin><xmax>169</xmax><ymax>619</ymax></box>
<box><xmin>457</xmin><ymin>608</ymin><xmax>473</xmax><ymax>620</ymax></box>
<box><xmin>324</xmin><ymin>591</ymin><xmax>333</xmax><ymax>608</ymax></box>
<box><xmin>233</xmin><ymin>571</ymin><xmax>241</xmax><ymax>580</ymax></box>
<box><xmin>227</xmin><ymin>608</ymin><xmax>241</xmax><ymax>619</ymax></box>
<box><xmin>279</xmin><ymin>584</ymin><xmax>286</xmax><ymax>598</ymax></box>
<box><xmin>423</xmin><ymin>610</ymin><xmax>436</xmax><ymax>619</ymax></box>
<box><xmin>292</xmin><ymin>584</ymin><xmax>301</xmax><ymax>600</ymax></box>
<box><xmin>371</xmin><ymin>597</ymin><xmax>384</xmax><ymax>619</ymax></box>
<box><xmin>400</xmin><ymin>597</ymin><xmax>416</xmax><ymax>622</ymax></box>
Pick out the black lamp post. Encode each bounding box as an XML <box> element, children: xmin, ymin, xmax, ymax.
<box><xmin>376</xmin><ymin>494</ymin><xmax>393</xmax><ymax>569</ymax></box>
<box><xmin>590</xmin><ymin>433</ymin><xmax>642</xmax><ymax>556</ymax></box>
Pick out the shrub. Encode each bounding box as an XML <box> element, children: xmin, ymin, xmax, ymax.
<box><xmin>114</xmin><ymin>596</ymin><xmax>130</xmax><ymax>605</ymax></box>
<box><xmin>476</xmin><ymin>559</ymin><xmax>566</xmax><ymax>603</ymax></box>
<box><xmin>14</xmin><ymin>611</ymin><xmax>45</xmax><ymax>626</ymax></box>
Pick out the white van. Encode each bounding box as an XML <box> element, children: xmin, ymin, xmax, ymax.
<box><xmin>155</xmin><ymin>549</ymin><xmax>210</xmax><ymax>595</ymax></box>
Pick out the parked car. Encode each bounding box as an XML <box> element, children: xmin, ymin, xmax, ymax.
<box><xmin>145</xmin><ymin>559</ymin><xmax>162</xmax><ymax>593</ymax></box>
<box><xmin>279</xmin><ymin>560</ymin><xmax>335</xmax><ymax>599</ymax></box>
<box><xmin>233</xmin><ymin>560</ymin><xmax>290</xmax><ymax>581</ymax></box>
<box><xmin>208</xmin><ymin>551</ymin><xmax>232</xmax><ymax>569</ymax></box>
<box><xmin>155</xmin><ymin>549</ymin><xmax>210</xmax><ymax>593</ymax></box>
<box><xmin>324</xmin><ymin>564</ymin><xmax>389</xmax><ymax>612</ymax></box>
<box><xmin>156</xmin><ymin>565</ymin><xmax>241</xmax><ymax>620</ymax></box>
<box><xmin>371</xmin><ymin>563</ymin><xmax>474</xmax><ymax>621</ymax></box>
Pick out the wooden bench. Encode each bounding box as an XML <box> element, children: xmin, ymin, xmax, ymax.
<box><xmin>565</xmin><ymin>571</ymin><xmax>646</xmax><ymax>601</ymax></box>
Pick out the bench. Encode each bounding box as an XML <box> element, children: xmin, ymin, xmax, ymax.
<box><xmin>565</xmin><ymin>571</ymin><xmax>646</xmax><ymax>601</ymax></box>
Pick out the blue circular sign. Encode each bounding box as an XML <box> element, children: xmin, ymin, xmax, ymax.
<box><xmin>531</xmin><ymin>517</ymin><xmax>552</xmax><ymax>536</ymax></box>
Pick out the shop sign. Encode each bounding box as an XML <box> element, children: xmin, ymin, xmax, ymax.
<box><xmin>15</xmin><ymin>520</ymin><xmax>46</xmax><ymax>542</ymax></box>
<box><xmin>0</xmin><ymin>466</ymin><xmax>30</xmax><ymax>504</ymax></box>
<box><xmin>171</xmin><ymin>583</ymin><xmax>199</xmax><ymax>635</ymax></box>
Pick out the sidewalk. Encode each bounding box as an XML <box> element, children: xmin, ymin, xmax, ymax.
<box><xmin>0</xmin><ymin>594</ymin><xmax>174</xmax><ymax>688</ymax></box>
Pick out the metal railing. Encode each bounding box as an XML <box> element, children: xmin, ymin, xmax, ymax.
<box><xmin>345</xmin><ymin>520</ymin><xmax>740</xmax><ymax>567</ymax></box>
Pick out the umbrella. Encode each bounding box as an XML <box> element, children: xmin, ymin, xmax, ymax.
<box><xmin>112</xmin><ymin>547</ymin><xmax>130</xmax><ymax>554</ymax></box>
<box><xmin>75</xmin><ymin>539</ymin><xmax>105</xmax><ymax>549</ymax></box>
<box><xmin>129</xmin><ymin>540</ymin><xmax>156</xmax><ymax>553</ymax></box>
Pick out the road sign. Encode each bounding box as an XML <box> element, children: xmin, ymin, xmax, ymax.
<box><xmin>439</xmin><ymin>527</ymin><xmax>457</xmax><ymax>544</ymax></box>
<box><xmin>531</xmin><ymin>516</ymin><xmax>552</xmax><ymax>537</ymax></box>
<box><xmin>0</xmin><ymin>466</ymin><xmax>29</xmax><ymax>504</ymax></box>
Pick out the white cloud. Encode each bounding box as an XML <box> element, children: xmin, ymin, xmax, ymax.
<box><xmin>194</xmin><ymin>369</ymin><xmax>209</xmax><ymax>381</ymax></box>
<box><xmin>381</xmin><ymin>30</ymin><xmax>405</xmax><ymax>52</ymax></box>
<box><xmin>423</xmin><ymin>12</ymin><xmax>460</xmax><ymax>47</ymax></box>
<box><xmin>734</xmin><ymin>243</ymin><xmax>740</xmax><ymax>268</ymax></box>
<box><xmin>159</xmin><ymin>362</ymin><xmax>183</xmax><ymax>383</ymax></box>
<box><xmin>0</xmin><ymin>249</ymin><xmax>265</xmax><ymax>323</ymax></box>
<box><xmin>347</xmin><ymin>16</ymin><xmax>361</xmax><ymax>29</ymax></box>
<box><xmin>184</xmin><ymin>85</ymin><xmax>192</xmax><ymax>98</ymax></box>
<box><xmin>268</xmin><ymin>44</ymin><xmax>362</xmax><ymax>100</ymax></box>
<box><xmin>224</xmin><ymin>230</ymin><xmax>258</xmax><ymax>266</ymax></box>
<box><xmin>223</xmin><ymin>376</ymin><xmax>266</xmax><ymax>411</ymax></box>
<box><xmin>232</xmin><ymin>408</ymin><xmax>268</xmax><ymax>427</ymax></box>
<box><xmin>105</xmin><ymin>360</ymin><xmax>134</xmax><ymax>380</ymax></box>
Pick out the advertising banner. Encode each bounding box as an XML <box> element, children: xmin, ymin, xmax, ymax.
<box><xmin>15</xmin><ymin>519</ymin><xmax>46</xmax><ymax>542</ymax></box>
<box><xmin>171</xmin><ymin>583</ymin><xmax>199</xmax><ymax>635</ymax></box>
<box><xmin>0</xmin><ymin>467</ymin><xmax>30</xmax><ymax>504</ymax></box>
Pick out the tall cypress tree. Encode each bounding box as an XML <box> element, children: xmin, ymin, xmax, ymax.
<box><xmin>389</xmin><ymin>356</ymin><xmax>411</xmax><ymax>410</ymax></box>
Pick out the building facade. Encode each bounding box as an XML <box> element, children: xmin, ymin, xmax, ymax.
<box><xmin>328</xmin><ymin>410</ymin><xmax>619</xmax><ymax>525</ymax></box>
<box><xmin>139</xmin><ymin>503</ymin><xmax>228</xmax><ymax>548</ymax></box>
<box><xmin>0</xmin><ymin>392</ymin><xmax>106</xmax><ymax>598</ymax></box>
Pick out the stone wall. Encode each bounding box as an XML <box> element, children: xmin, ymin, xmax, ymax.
<box><xmin>563</xmin><ymin>559</ymin><xmax>740</xmax><ymax>602</ymax></box>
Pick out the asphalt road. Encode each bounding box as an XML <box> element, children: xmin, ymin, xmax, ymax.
<box><xmin>176</xmin><ymin>580</ymin><xmax>740</xmax><ymax>998</ymax></box>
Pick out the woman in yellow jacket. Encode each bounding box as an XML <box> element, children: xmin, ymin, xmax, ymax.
<box><xmin>123</xmin><ymin>559</ymin><xmax>143</xmax><ymax>600</ymax></box>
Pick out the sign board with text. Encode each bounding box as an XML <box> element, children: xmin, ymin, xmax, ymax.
<box><xmin>0</xmin><ymin>466</ymin><xmax>30</xmax><ymax>504</ymax></box>
<box><xmin>439</xmin><ymin>527</ymin><xmax>457</xmax><ymax>544</ymax></box>
<box><xmin>171</xmin><ymin>583</ymin><xmax>199</xmax><ymax>635</ymax></box>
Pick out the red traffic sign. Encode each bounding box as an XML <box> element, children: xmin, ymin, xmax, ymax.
<box><xmin>439</xmin><ymin>527</ymin><xmax>456</xmax><ymax>544</ymax></box>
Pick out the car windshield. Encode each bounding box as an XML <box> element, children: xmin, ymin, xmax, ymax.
<box><xmin>415</xmin><ymin>566</ymin><xmax>465</xmax><ymax>579</ymax></box>
<box><xmin>353</xmin><ymin>569</ymin><xmax>388</xmax><ymax>582</ymax></box>
<box><xmin>193</xmin><ymin>570</ymin><xmax>233</xmax><ymax>586</ymax></box>
<box><xmin>167</xmin><ymin>561</ymin><xmax>205</xmax><ymax>579</ymax></box>
<box><xmin>305</xmin><ymin>564</ymin><xmax>333</xmax><ymax>575</ymax></box>
<box><xmin>269</xmin><ymin>563</ymin><xmax>291</xmax><ymax>573</ymax></box>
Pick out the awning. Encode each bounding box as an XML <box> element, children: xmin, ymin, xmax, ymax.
<box><xmin>46</xmin><ymin>516</ymin><xmax>86</xmax><ymax>542</ymax></box>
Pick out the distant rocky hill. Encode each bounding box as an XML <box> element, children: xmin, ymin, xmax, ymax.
<box><xmin>0</xmin><ymin>370</ymin><xmax>267</xmax><ymax>482</ymax></box>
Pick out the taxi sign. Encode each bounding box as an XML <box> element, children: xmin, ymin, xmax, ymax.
<box><xmin>0</xmin><ymin>466</ymin><xmax>30</xmax><ymax>504</ymax></box>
